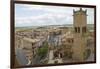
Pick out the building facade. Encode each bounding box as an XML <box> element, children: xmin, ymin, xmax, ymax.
<box><xmin>72</xmin><ymin>8</ymin><xmax>87</xmax><ymax>61</ymax></box>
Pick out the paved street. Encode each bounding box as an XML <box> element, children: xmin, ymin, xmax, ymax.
<box><xmin>15</xmin><ymin>48</ymin><xmax>28</xmax><ymax>65</ymax></box>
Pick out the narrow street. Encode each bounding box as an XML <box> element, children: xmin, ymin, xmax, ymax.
<box><xmin>15</xmin><ymin>48</ymin><xmax>28</xmax><ymax>65</ymax></box>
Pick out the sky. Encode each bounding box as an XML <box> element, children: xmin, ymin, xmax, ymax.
<box><xmin>15</xmin><ymin>4</ymin><xmax>94</xmax><ymax>27</ymax></box>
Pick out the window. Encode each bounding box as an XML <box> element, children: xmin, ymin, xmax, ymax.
<box><xmin>75</xmin><ymin>27</ymin><xmax>77</xmax><ymax>33</ymax></box>
<box><xmin>82</xmin><ymin>27</ymin><xmax>86</xmax><ymax>33</ymax></box>
<box><xmin>75</xmin><ymin>27</ymin><xmax>80</xmax><ymax>33</ymax></box>
<box><xmin>78</xmin><ymin>27</ymin><xmax>80</xmax><ymax>33</ymax></box>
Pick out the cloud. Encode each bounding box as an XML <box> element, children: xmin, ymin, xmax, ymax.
<box><xmin>15</xmin><ymin>4</ymin><xmax>74</xmax><ymax>15</ymax></box>
<box><xmin>15</xmin><ymin>13</ymin><xmax>72</xmax><ymax>27</ymax></box>
<box><xmin>15</xmin><ymin>4</ymin><xmax>94</xmax><ymax>27</ymax></box>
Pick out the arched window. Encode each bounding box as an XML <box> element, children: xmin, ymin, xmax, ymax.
<box><xmin>75</xmin><ymin>27</ymin><xmax>80</xmax><ymax>33</ymax></box>
<box><xmin>75</xmin><ymin>27</ymin><xmax>77</xmax><ymax>33</ymax></box>
<box><xmin>78</xmin><ymin>27</ymin><xmax>80</xmax><ymax>33</ymax></box>
<box><xmin>82</xmin><ymin>27</ymin><xmax>86</xmax><ymax>33</ymax></box>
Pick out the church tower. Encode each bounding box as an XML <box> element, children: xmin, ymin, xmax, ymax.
<box><xmin>72</xmin><ymin>8</ymin><xmax>87</xmax><ymax>61</ymax></box>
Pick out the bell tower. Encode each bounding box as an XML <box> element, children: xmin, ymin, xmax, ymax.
<box><xmin>72</xmin><ymin>8</ymin><xmax>87</xmax><ymax>61</ymax></box>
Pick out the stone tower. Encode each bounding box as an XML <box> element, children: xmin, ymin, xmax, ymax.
<box><xmin>72</xmin><ymin>8</ymin><xmax>87</xmax><ymax>61</ymax></box>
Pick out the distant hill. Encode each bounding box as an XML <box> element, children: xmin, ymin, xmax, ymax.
<box><xmin>15</xmin><ymin>24</ymin><xmax>94</xmax><ymax>29</ymax></box>
<box><xmin>87</xmin><ymin>24</ymin><xmax>94</xmax><ymax>27</ymax></box>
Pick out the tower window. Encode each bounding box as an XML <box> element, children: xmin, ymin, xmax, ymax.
<box><xmin>78</xmin><ymin>27</ymin><xmax>80</xmax><ymax>33</ymax></box>
<box><xmin>82</xmin><ymin>27</ymin><xmax>86</xmax><ymax>33</ymax></box>
<box><xmin>75</xmin><ymin>27</ymin><xmax>80</xmax><ymax>33</ymax></box>
<box><xmin>75</xmin><ymin>27</ymin><xmax>77</xmax><ymax>33</ymax></box>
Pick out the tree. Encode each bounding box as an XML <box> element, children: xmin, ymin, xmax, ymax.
<box><xmin>37</xmin><ymin>41</ymin><xmax>48</xmax><ymax>59</ymax></box>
